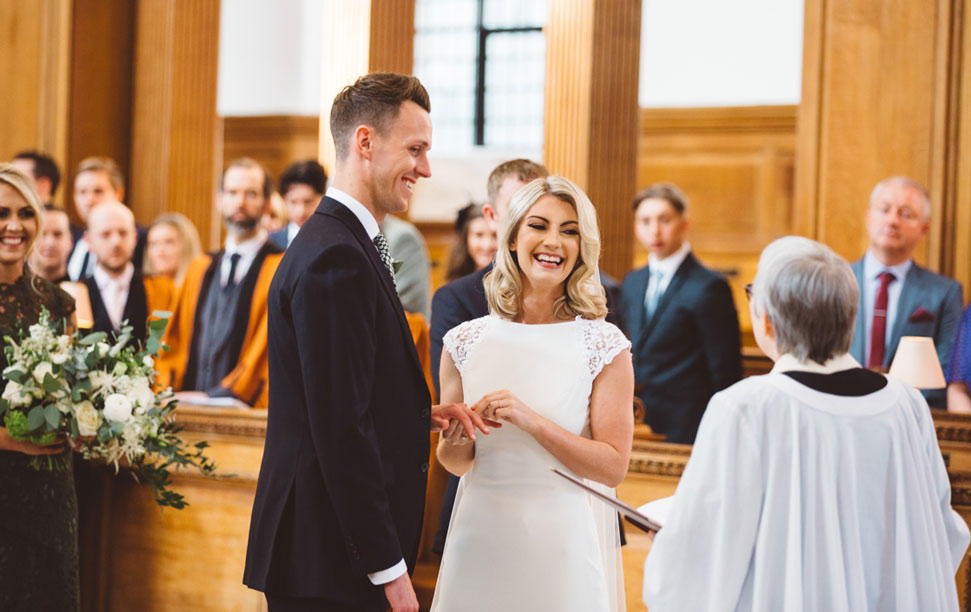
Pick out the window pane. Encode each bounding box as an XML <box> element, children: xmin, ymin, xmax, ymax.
<box><xmin>482</xmin><ymin>0</ymin><xmax>546</xmax><ymax>29</ymax></box>
<box><xmin>483</xmin><ymin>30</ymin><xmax>545</xmax><ymax>149</ymax></box>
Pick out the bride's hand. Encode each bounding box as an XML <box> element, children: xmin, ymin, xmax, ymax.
<box><xmin>473</xmin><ymin>390</ymin><xmax>539</xmax><ymax>433</ymax></box>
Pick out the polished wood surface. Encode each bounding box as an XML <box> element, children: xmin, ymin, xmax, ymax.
<box><xmin>544</xmin><ymin>0</ymin><xmax>641</xmax><ymax>279</ymax></box>
<box><xmin>128</xmin><ymin>0</ymin><xmax>222</xmax><ymax>250</ymax></box>
<box><xmin>0</xmin><ymin>0</ymin><xmax>72</xmax><ymax>199</ymax></box>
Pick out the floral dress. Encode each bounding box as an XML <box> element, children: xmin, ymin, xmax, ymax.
<box><xmin>0</xmin><ymin>273</ymin><xmax>79</xmax><ymax>611</ymax></box>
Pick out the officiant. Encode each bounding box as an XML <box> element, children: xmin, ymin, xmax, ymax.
<box><xmin>643</xmin><ymin>236</ymin><xmax>970</xmax><ymax>611</ymax></box>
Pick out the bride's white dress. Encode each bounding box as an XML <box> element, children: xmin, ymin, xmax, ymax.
<box><xmin>431</xmin><ymin>315</ymin><xmax>630</xmax><ymax>612</ymax></box>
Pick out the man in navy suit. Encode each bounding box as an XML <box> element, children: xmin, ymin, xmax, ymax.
<box><xmin>269</xmin><ymin>159</ymin><xmax>327</xmax><ymax>249</ymax></box>
<box><xmin>619</xmin><ymin>183</ymin><xmax>742</xmax><ymax>444</ymax></box>
<box><xmin>849</xmin><ymin>176</ymin><xmax>963</xmax><ymax>409</ymax></box>
<box><xmin>244</xmin><ymin>73</ymin><xmax>486</xmax><ymax>612</ymax></box>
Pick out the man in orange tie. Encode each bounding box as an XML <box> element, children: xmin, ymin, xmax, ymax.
<box><xmin>849</xmin><ymin>176</ymin><xmax>963</xmax><ymax>408</ymax></box>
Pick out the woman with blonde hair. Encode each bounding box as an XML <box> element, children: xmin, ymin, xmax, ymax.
<box><xmin>0</xmin><ymin>164</ymin><xmax>80</xmax><ymax>610</ymax></box>
<box><xmin>431</xmin><ymin>176</ymin><xmax>634</xmax><ymax>612</ymax></box>
<box><xmin>144</xmin><ymin>212</ymin><xmax>203</xmax><ymax>287</ymax></box>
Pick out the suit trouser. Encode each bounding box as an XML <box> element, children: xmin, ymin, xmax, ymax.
<box><xmin>266</xmin><ymin>593</ymin><xmax>385</xmax><ymax>612</ymax></box>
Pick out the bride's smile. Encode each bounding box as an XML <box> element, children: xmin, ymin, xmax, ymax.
<box><xmin>510</xmin><ymin>194</ymin><xmax>580</xmax><ymax>290</ymax></box>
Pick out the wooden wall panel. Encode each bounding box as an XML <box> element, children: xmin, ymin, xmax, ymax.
<box><xmin>949</xmin><ymin>1</ymin><xmax>971</xmax><ymax>302</ymax></box>
<box><xmin>129</xmin><ymin>0</ymin><xmax>221</xmax><ymax>249</ymax></box>
<box><xmin>796</xmin><ymin>0</ymin><xmax>957</xmax><ymax>270</ymax></box>
<box><xmin>65</xmin><ymin>0</ymin><xmax>135</xmax><ymax>224</ymax></box>
<box><xmin>0</xmin><ymin>0</ymin><xmax>72</xmax><ymax>200</ymax></box>
<box><xmin>222</xmin><ymin>115</ymin><xmax>320</xmax><ymax>189</ymax></box>
<box><xmin>636</xmin><ymin>106</ymin><xmax>797</xmax><ymax>339</ymax></box>
<box><xmin>544</xmin><ymin>0</ymin><xmax>641</xmax><ymax>279</ymax></box>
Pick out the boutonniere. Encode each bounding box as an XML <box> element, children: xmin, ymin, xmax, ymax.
<box><xmin>392</xmin><ymin>260</ymin><xmax>403</xmax><ymax>274</ymax></box>
<box><xmin>908</xmin><ymin>307</ymin><xmax>936</xmax><ymax>323</ymax></box>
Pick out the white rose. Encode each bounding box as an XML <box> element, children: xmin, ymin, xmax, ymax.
<box><xmin>32</xmin><ymin>361</ymin><xmax>54</xmax><ymax>384</ymax></box>
<box><xmin>103</xmin><ymin>393</ymin><xmax>134</xmax><ymax>423</ymax></box>
<box><xmin>75</xmin><ymin>400</ymin><xmax>102</xmax><ymax>436</ymax></box>
<box><xmin>142</xmin><ymin>356</ymin><xmax>155</xmax><ymax>369</ymax></box>
<box><xmin>51</xmin><ymin>351</ymin><xmax>69</xmax><ymax>365</ymax></box>
<box><xmin>88</xmin><ymin>370</ymin><xmax>112</xmax><ymax>392</ymax></box>
<box><xmin>131</xmin><ymin>378</ymin><xmax>155</xmax><ymax>414</ymax></box>
<box><xmin>2</xmin><ymin>381</ymin><xmax>25</xmax><ymax>406</ymax></box>
<box><xmin>96</xmin><ymin>342</ymin><xmax>110</xmax><ymax>357</ymax></box>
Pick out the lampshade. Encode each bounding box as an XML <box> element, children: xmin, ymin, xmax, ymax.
<box><xmin>887</xmin><ymin>336</ymin><xmax>946</xmax><ymax>389</ymax></box>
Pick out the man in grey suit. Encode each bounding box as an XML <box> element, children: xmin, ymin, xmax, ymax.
<box><xmin>380</xmin><ymin>214</ymin><xmax>431</xmax><ymax>318</ymax></box>
<box><xmin>850</xmin><ymin>175</ymin><xmax>963</xmax><ymax>408</ymax></box>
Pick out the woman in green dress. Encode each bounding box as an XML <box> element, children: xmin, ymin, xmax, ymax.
<box><xmin>0</xmin><ymin>164</ymin><xmax>79</xmax><ymax>611</ymax></box>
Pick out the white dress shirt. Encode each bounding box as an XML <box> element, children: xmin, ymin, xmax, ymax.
<box><xmin>68</xmin><ymin>239</ymin><xmax>95</xmax><ymax>281</ymax></box>
<box><xmin>220</xmin><ymin>230</ymin><xmax>268</xmax><ymax>288</ymax></box>
<box><xmin>324</xmin><ymin>187</ymin><xmax>407</xmax><ymax>586</ymax></box>
<box><xmin>285</xmin><ymin>221</ymin><xmax>300</xmax><ymax>247</ymax></box>
<box><xmin>93</xmin><ymin>262</ymin><xmax>134</xmax><ymax>331</ymax></box>
<box><xmin>644</xmin><ymin>241</ymin><xmax>691</xmax><ymax>315</ymax></box>
<box><xmin>861</xmin><ymin>250</ymin><xmax>912</xmax><ymax>365</ymax></box>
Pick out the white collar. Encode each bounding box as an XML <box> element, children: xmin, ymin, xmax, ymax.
<box><xmin>770</xmin><ymin>352</ymin><xmax>862</xmax><ymax>375</ymax></box>
<box><xmin>224</xmin><ymin>229</ymin><xmax>267</xmax><ymax>257</ymax></box>
<box><xmin>326</xmin><ymin>187</ymin><xmax>380</xmax><ymax>240</ymax></box>
<box><xmin>93</xmin><ymin>262</ymin><xmax>134</xmax><ymax>293</ymax></box>
<box><xmin>863</xmin><ymin>250</ymin><xmax>912</xmax><ymax>282</ymax></box>
<box><xmin>648</xmin><ymin>241</ymin><xmax>691</xmax><ymax>277</ymax></box>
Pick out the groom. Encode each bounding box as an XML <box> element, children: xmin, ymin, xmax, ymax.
<box><xmin>244</xmin><ymin>73</ymin><xmax>488</xmax><ymax>612</ymax></box>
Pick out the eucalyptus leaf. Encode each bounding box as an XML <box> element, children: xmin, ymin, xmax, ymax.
<box><xmin>79</xmin><ymin>331</ymin><xmax>108</xmax><ymax>346</ymax></box>
<box><xmin>44</xmin><ymin>404</ymin><xmax>60</xmax><ymax>429</ymax></box>
<box><xmin>3</xmin><ymin>368</ymin><xmax>25</xmax><ymax>384</ymax></box>
<box><xmin>27</xmin><ymin>406</ymin><xmax>45</xmax><ymax>431</ymax></box>
<box><xmin>146</xmin><ymin>338</ymin><xmax>160</xmax><ymax>354</ymax></box>
<box><xmin>42</xmin><ymin>372</ymin><xmax>62</xmax><ymax>394</ymax></box>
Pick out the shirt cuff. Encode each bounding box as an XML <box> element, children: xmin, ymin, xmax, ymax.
<box><xmin>368</xmin><ymin>559</ymin><xmax>407</xmax><ymax>585</ymax></box>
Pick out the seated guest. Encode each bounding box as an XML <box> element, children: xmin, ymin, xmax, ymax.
<box><xmin>381</xmin><ymin>213</ymin><xmax>431</xmax><ymax>317</ymax></box>
<box><xmin>269</xmin><ymin>159</ymin><xmax>327</xmax><ymax>249</ymax></box>
<box><xmin>11</xmin><ymin>150</ymin><xmax>60</xmax><ymax>207</ymax></box>
<box><xmin>643</xmin><ymin>236</ymin><xmax>971</xmax><ymax>611</ymax></box>
<box><xmin>77</xmin><ymin>201</ymin><xmax>174</xmax><ymax>344</ymax></box>
<box><xmin>850</xmin><ymin>176</ymin><xmax>962</xmax><ymax>408</ymax></box>
<box><xmin>144</xmin><ymin>212</ymin><xmax>203</xmax><ymax>287</ymax></box>
<box><xmin>67</xmin><ymin>156</ymin><xmax>148</xmax><ymax>280</ymax></box>
<box><xmin>28</xmin><ymin>205</ymin><xmax>73</xmax><ymax>283</ymax></box>
<box><xmin>156</xmin><ymin>158</ymin><xmax>283</xmax><ymax>408</ymax></box>
<box><xmin>619</xmin><ymin>183</ymin><xmax>741</xmax><ymax>443</ymax></box>
<box><xmin>444</xmin><ymin>204</ymin><xmax>497</xmax><ymax>283</ymax></box>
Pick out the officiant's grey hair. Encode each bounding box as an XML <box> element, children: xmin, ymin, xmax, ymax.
<box><xmin>751</xmin><ymin>236</ymin><xmax>858</xmax><ymax>364</ymax></box>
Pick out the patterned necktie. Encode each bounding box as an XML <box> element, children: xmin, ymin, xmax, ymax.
<box><xmin>868</xmin><ymin>270</ymin><xmax>896</xmax><ymax>368</ymax></box>
<box><xmin>372</xmin><ymin>234</ymin><xmax>395</xmax><ymax>279</ymax></box>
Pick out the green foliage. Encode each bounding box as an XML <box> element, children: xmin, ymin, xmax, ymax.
<box><xmin>4</xmin><ymin>411</ymin><xmax>55</xmax><ymax>444</ymax></box>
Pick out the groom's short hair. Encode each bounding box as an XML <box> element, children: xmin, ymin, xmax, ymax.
<box><xmin>330</xmin><ymin>72</ymin><xmax>431</xmax><ymax>161</ymax></box>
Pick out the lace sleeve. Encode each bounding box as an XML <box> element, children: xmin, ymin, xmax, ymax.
<box><xmin>581</xmin><ymin>319</ymin><xmax>631</xmax><ymax>379</ymax></box>
<box><xmin>443</xmin><ymin>316</ymin><xmax>490</xmax><ymax>373</ymax></box>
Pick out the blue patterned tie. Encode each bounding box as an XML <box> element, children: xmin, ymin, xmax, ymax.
<box><xmin>372</xmin><ymin>234</ymin><xmax>395</xmax><ymax>279</ymax></box>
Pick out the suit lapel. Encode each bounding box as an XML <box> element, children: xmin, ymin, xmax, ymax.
<box><xmin>639</xmin><ymin>255</ymin><xmax>695</xmax><ymax>346</ymax></box>
<box><xmin>319</xmin><ymin>197</ymin><xmax>426</xmax><ymax>380</ymax></box>
<box><xmin>849</xmin><ymin>259</ymin><xmax>865</xmax><ymax>363</ymax></box>
<box><xmin>123</xmin><ymin>274</ymin><xmax>149</xmax><ymax>343</ymax></box>
<box><xmin>886</xmin><ymin>264</ymin><xmax>924</xmax><ymax>366</ymax></box>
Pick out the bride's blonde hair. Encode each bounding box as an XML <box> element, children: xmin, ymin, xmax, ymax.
<box><xmin>484</xmin><ymin>176</ymin><xmax>607</xmax><ymax>321</ymax></box>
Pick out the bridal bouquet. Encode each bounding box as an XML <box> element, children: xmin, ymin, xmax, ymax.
<box><xmin>0</xmin><ymin>309</ymin><xmax>217</xmax><ymax>509</ymax></box>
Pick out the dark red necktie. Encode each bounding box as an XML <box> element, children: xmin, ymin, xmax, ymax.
<box><xmin>868</xmin><ymin>271</ymin><xmax>895</xmax><ymax>368</ymax></box>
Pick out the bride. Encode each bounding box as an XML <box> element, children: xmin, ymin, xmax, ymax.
<box><xmin>431</xmin><ymin>176</ymin><xmax>634</xmax><ymax>612</ymax></box>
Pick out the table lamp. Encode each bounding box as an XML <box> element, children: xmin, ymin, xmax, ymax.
<box><xmin>887</xmin><ymin>336</ymin><xmax>946</xmax><ymax>389</ymax></box>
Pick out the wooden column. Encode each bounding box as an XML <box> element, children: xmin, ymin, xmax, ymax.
<box><xmin>318</xmin><ymin>0</ymin><xmax>416</xmax><ymax>175</ymax></box>
<box><xmin>795</xmin><ymin>0</ymin><xmax>962</xmax><ymax>272</ymax></box>
<box><xmin>129</xmin><ymin>0</ymin><xmax>221</xmax><ymax>249</ymax></box>
<box><xmin>544</xmin><ymin>0</ymin><xmax>641</xmax><ymax>278</ymax></box>
<box><xmin>0</xmin><ymin>0</ymin><xmax>72</xmax><ymax>198</ymax></box>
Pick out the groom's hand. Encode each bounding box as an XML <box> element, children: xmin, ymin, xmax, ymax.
<box><xmin>430</xmin><ymin>403</ymin><xmax>493</xmax><ymax>439</ymax></box>
<box><xmin>384</xmin><ymin>573</ymin><xmax>419</xmax><ymax>612</ymax></box>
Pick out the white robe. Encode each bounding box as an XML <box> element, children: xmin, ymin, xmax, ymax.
<box><xmin>643</xmin><ymin>363</ymin><xmax>970</xmax><ymax>611</ymax></box>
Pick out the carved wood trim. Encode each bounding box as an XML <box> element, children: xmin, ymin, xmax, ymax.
<box><xmin>640</xmin><ymin>105</ymin><xmax>797</xmax><ymax>135</ymax></box>
<box><xmin>935</xmin><ymin>412</ymin><xmax>971</xmax><ymax>444</ymax></box>
<box><xmin>173</xmin><ymin>406</ymin><xmax>268</xmax><ymax>439</ymax></box>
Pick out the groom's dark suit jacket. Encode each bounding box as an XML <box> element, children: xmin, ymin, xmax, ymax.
<box><xmin>244</xmin><ymin>196</ymin><xmax>432</xmax><ymax>607</ymax></box>
<box><xmin>619</xmin><ymin>253</ymin><xmax>742</xmax><ymax>444</ymax></box>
